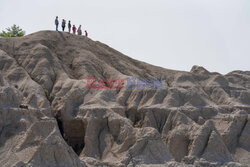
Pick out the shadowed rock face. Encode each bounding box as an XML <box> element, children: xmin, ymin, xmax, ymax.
<box><xmin>0</xmin><ymin>31</ymin><xmax>249</xmax><ymax>167</ymax></box>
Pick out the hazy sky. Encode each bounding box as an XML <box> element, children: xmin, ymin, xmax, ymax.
<box><xmin>1</xmin><ymin>0</ymin><xmax>249</xmax><ymax>74</ymax></box>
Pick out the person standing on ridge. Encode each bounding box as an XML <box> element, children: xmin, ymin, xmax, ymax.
<box><xmin>62</xmin><ymin>19</ymin><xmax>66</xmax><ymax>31</ymax></box>
<box><xmin>55</xmin><ymin>16</ymin><xmax>59</xmax><ymax>31</ymax></box>
<box><xmin>72</xmin><ymin>25</ymin><xmax>76</xmax><ymax>34</ymax></box>
<box><xmin>85</xmin><ymin>30</ymin><xmax>88</xmax><ymax>37</ymax></box>
<box><xmin>68</xmin><ymin>21</ymin><xmax>72</xmax><ymax>33</ymax></box>
<box><xmin>77</xmin><ymin>25</ymin><xmax>82</xmax><ymax>35</ymax></box>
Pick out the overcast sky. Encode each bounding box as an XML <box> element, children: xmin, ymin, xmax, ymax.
<box><xmin>1</xmin><ymin>0</ymin><xmax>249</xmax><ymax>74</ymax></box>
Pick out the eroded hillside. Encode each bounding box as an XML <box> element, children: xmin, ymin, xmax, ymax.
<box><xmin>0</xmin><ymin>31</ymin><xmax>249</xmax><ymax>167</ymax></box>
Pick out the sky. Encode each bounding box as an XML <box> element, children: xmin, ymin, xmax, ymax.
<box><xmin>0</xmin><ymin>0</ymin><xmax>249</xmax><ymax>74</ymax></box>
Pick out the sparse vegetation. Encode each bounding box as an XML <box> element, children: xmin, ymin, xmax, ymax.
<box><xmin>43</xmin><ymin>88</ymin><xmax>49</xmax><ymax>99</ymax></box>
<box><xmin>0</xmin><ymin>24</ymin><xmax>25</xmax><ymax>37</ymax></box>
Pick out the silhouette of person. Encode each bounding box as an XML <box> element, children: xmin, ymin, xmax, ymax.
<box><xmin>77</xmin><ymin>25</ymin><xmax>82</xmax><ymax>35</ymax></box>
<box><xmin>72</xmin><ymin>25</ymin><xmax>76</xmax><ymax>34</ymax></box>
<box><xmin>68</xmin><ymin>21</ymin><xmax>72</xmax><ymax>33</ymax></box>
<box><xmin>85</xmin><ymin>30</ymin><xmax>88</xmax><ymax>37</ymax></box>
<box><xmin>55</xmin><ymin>16</ymin><xmax>59</xmax><ymax>31</ymax></box>
<box><xmin>62</xmin><ymin>19</ymin><xmax>66</xmax><ymax>31</ymax></box>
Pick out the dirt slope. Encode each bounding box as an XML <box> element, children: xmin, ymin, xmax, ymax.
<box><xmin>0</xmin><ymin>31</ymin><xmax>249</xmax><ymax>167</ymax></box>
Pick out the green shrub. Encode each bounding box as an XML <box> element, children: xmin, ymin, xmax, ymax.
<box><xmin>0</xmin><ymin>24</ymin><xmax>25</xmax><ymax>38</ymax></box>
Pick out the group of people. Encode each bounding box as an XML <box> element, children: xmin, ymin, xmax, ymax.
<box><xmin>55</xmin><ymin>16</ymin><xmax>88</xmax><ymax>37</ymax></box>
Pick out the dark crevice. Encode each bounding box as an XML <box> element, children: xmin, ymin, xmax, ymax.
<box><xmin>64</xmin><ymin>120</ymin><xmax>86</xmax><ymax>156</ymax></box>
<box><xmin>199</xmin><ymin>130</ymin><xmax>212</xmax><ymax>157</ymax></box>
<box><xmin>55</xmin><ymin>115</ymin><xmax>64</xmax><ymax>138</ymax></box>
<box><xmin>237</xmin><ymin>119</ymin><xmax>248</xmax><ymax>148</ymax></box>
<box><xmin>0</xmin><ymin>126</ymin><xmax>4</xmax><ymax>139</ymax></box>
<box><xmin>125</xmin><ymin>109</ymin><xmax>144</xmax><ymax>128</ymax></box>
<box><xmin>151</xmin><ymin>110</ymin><xmax>168</xmax><ymax>133</ymax></box>
<box><xmin>159</xmin><ymin>111</ymin><xmax>169</xmax><ymax>133</ymax></box>
<box><xmin>98</xmin><ymin>118</ymin><xmax>109</xmax><ymax>159</ymax></box>
<box><xmin>98</xmin><ymin>127</ymin><xmax>106</xmax><ymax>159</ymax></box>
<box><xmin>238</xmin><ymin>119</ymin><xmax>248</xmax><ymax>139</ymax></box>
<box><xmin>69</xmin><ymin>139</ymin><xmax>85</xmax><ymax>156</ymax></box>
<box><xmin>55</xmin><ymin>115</ymin><xmax>85</xmax><ymax>156</ymax></box>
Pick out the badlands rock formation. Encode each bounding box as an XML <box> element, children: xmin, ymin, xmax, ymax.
<box><xmin>0</xmin><ymin>31</ymin><xmax>249</xmax><ymax>167</ymax></box>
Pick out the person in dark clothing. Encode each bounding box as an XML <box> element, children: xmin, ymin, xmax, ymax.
<box><xmin>62</xmin><ymin>19</ymin><xmax>66</xmax><ymax>31</ymax></box>
<box><xmin>68</xmin><ymin>21</ymin><xmax>72</xmax><ymax>33</ymax></box>
<box><xmin>72</xmin><ymin>25</ymin><xmax>76</xmax><ymax>34</ymax></box>
<box><xmin>77</xmin><ymin>25</ymin><xmax>82</xmax><ymax>35</ymax></box>
<box><xmin>55</xmin><ymin>16</ymin><xmax>59</xmax><ymax>31</ymax></box>
<box><xmin>85</xmin><ymin>30</ymin><xmax>88</xmax><ymax>37</ymax></box>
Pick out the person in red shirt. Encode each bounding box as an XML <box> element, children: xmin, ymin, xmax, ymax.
<box><xmin>72</xmin><ymin>25</ymin><xmax>76</xmax><ymax>34</ymax></box>
<box><xmin>85</xmin><ymin>30</ymin><xmax>88</xmax><ymax>37</ymax></box>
